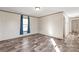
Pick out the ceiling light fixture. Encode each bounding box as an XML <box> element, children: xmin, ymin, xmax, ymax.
<box><xmin>35</xmin><ymin>7</ymin><xmax>40</xmax><ymax>11</ymax></box>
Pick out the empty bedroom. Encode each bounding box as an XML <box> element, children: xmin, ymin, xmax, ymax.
<box><xmin>0</xmin><ymin>7</ymin><xmax>79</xmax><ymax>52</ymax></box>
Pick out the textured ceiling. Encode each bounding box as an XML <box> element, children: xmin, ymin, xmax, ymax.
<box><xmin>0</xmin><ymin>7</ymin><xmax>79</xmax><ymax>17</ymax></box>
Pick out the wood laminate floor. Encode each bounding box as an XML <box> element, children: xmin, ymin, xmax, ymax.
<box><xmin>0</xmin><ymin>34</ymin><xmax>79</xmax><ymax>52</ymax></box>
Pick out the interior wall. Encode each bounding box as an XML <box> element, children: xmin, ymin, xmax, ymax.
<box><xmin>38</xmin><ymin>13</ymin><xmax>64</xmax><ymax>39</ymax></box>
<box><xmin>0</xmin><ymin>11</ymin><xmax>66</xmax><ymax>40</ymax></box>
<box><xmin>64</xmin><ymin>13</ymin><xmax>71</xmax><ymax>37</ymax></box>
<box><xmin>0</xmin><ymin>11</ymin><xmax>20</xmax><ymax>38</ymax></box>
<box><xmin>0</xmin><ymin>11</ymin><xmax>39</xmax><ymax>40</ymax></box>
<box><xmin>30</xmin><ymin>17</ymin><xmax>38</xmax><ymax>34</ymax></box>
<box><xmin>64</xmin><ymin>16</ymin><xmax>79</xmax><ymax>37</ymax></box>
<box><xmin>72</xmin><ymin>20</ymin><xmax>79</xmax><ymax>33</ymax></box>
<box><xmin>70</xmin><ymin>17</ymin><xmax>79</xmax><ymax>33</ymax></box>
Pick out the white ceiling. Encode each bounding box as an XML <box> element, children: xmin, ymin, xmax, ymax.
<box><xmin>0</xmin><ymin>7</ymin><xmax>79</xmax><ymax>17</ymax></box>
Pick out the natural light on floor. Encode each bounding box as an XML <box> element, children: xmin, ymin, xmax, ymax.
<box><xmin>50</xmin><ymin>38</ymin><xmax>60</xmax><ymax>52</ymax></box>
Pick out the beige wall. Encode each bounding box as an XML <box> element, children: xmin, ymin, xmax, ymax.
<box><xmin>64</xmin><ymin>16</ymin><xmax>79</xmax><ymax>36</ymax></box>
<box><xmin>38</xmin><ymin>13</ymin><xmax>64</xmax><ymax>39</ymax></box>
<box><xmin>0</xmin><ymin>11</ymin><xmax>20</xmax><ymax>38</ymax></box>
<box><xmin>30</xmin><ymin>17</ymin><xmax>38</xmax><ymax>34</ymax></box>
<box><xmin>70</xmin><ymin>17</ymin><xmax>79</xmax><ymax>33</ymax></box>
<box><xmin>0</xmin><ymin>11</ymin><xmax>65</xmax><ymax>40</ymax></box>
<box><xmin>0</xmin><ymin>11</ymin><xmax>38</xmax><ymax>40</ymax></box>
<box><xmin>64</xmin><ymin>13</ymin><xmax>71</xmax><ymax>36</ymax></box>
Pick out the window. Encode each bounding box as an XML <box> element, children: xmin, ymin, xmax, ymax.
<box><xmin>23</xmin><ymin>18</ymin><xmax>28</xmax><ymax>32</ymax></box>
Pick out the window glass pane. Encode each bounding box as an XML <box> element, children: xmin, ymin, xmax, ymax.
<box><xmin>23</xmin><ymin>25</ymin><xmax>28</xmax><ymax>31</ymax></box>
<box><xmin>23</xmin><ymin>19</ymin><xmax>28</xmax><ymax>24</ymax></box>
<box><xmin>23</xmin><ymin>18</ymin><xmax>28</xmax><ymax>31</ymax></box>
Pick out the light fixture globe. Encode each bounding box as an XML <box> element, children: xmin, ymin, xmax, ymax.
<box><xmin>35</xmin><ymin>7</ymin><xmax>40</xmax><ymax>11</ymax></box>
